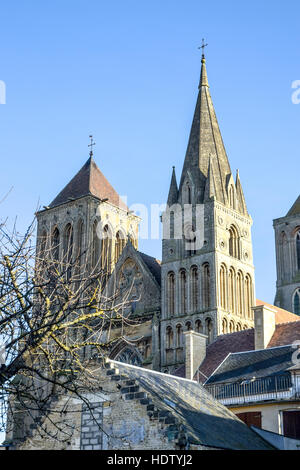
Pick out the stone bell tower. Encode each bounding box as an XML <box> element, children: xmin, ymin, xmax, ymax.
<box><xmin>274</xmin><ymin>194</ymin><xmax>300</xmax><ymax>315</ymax></box>
<box><xmin>160</xmin><ymin>53</ymin><xmax>256</xmax><ymax>373</ymax></box>
<box><xmin>36</xmin><ymin>140</ymin><xmax>140</xmax><ymax>281</ymax></box>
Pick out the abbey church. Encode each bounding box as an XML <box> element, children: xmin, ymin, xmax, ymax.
<box><xmin>35</xmin><ymin>52</ymin><xmax>300</xmax><ymax>378</ymax></box>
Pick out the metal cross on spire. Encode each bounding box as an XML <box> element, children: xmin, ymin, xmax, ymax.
<box><xmin>198</xmin><ymin>38</ymin><xmax>208</xmax><ymax>57</ymax></box>
<box><xmin>88</xmin><ymin>134</ymin><xmax>96</xmax><ymax>157</ymax></box>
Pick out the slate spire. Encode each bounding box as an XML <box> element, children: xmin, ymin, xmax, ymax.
<box><xmin>179</xmin><ymin>54</ymin><xmax>233</xmax><ymax>206</ymax></box>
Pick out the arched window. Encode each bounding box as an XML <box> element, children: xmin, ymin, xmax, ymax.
<box><xmin>167</xmin><ymin>272</ymin><xmax>175</xmax><ymax>316</ymax></box>
<box><xmin>293</xmin><ymin>289</ymin><xmax>300</xmax><ymax>316</ymax></box>
<box><xmin>176</xmin><ymin>324</ymin><xmax>183</xmax><ymax>347</ymax></box>
<box><xmin>63</xmin><ymin>224</ymin><xmax>73</xmax><ymax>280</ymax></box>
<box><xmin>222</xmin><ymin>318</ymin><xmax>228</xmax><ymax>335</ymax></box>
<box><xmin>237</xmin><ymin>271</ymin><xmax>244</xmax><ymax>316</ymax></box>
<box><xmin>280</xmin><ymin>231</ymin><xmax>288</xmax><ymax>281</ymax></box>
<box><xmin>229</xmin><ymin>320</ymin><xmax>235</xmax><ymax>333</ymax></box>
<box><xmin>166</xmin><ymin>326</ymin><xmax>173</xmax><ymax>349</ymax></box>
<box><xmin>77</xmin><ymin>219</ymin><xmax>84</xmax><ymax>269</ymax></box>
<box><xmin>296</xmin><ymin>231</ymin><xmax>300</xmax><ymax>271</ymax></box>
<box><xmin>236</xmin><ymin>323</ymin><xmax>242</xmax><ymax>332</ymax></box>
<box><xmin>185</xmin><ymin>321</ymin><xmax>192</xmax><ymax>331</ymax></box>
<box><xmin>205</xmin><ymin>318</ymin><xmax>213</xmax><ymax>344</ymax></box>
<box><xmin>51</xmin><ymin>227</ymin><xmax>60</xmax><ymax>262</ymax></box>
<box><xmin>220</xmin><ymin>264</ymin><xmax>227</xmax><ymax>310</ymax></box>
<box><xmin>101</xmin><ymin>224</ymin><xmax>112</xmax><ymax>275</ymax></box>
<box><xmin>39</xmin><ymin>230</ymin><xmax>47</xmax><ymax>260</ymax></box>
<box><xmin>191</xmin><ymin>266</ymin><xmax>198</xmax><ymax>312</ymax></box>
<box><xmin>228</xmin><ymin>267</ymin><xmax>235</xmax><ymax>313</ymax></box>
<box><xmin>179</xmin><ymin>269</ymin><xmax>187</xmax><ymax>314</ymax></box>
<box><xmin>195</xmin><ymin>319</ymin><xmax>203</xmax><ymax>333</ymax></box>
<box><xmin>170</xmin><ymin>211</ymin><xmax>175</xmax><ymax>239</ymax></box>
<box><xmin>115</xmin><ymin>231</ymin><xmax>125</xmax><ymax>263</ymax></box>
<box><xmin>91</xmin><ymin>220</ymin><xmax>100</xmax><ymax>269</ymax></box>
<box><xmin>202</xmin><ymin>263</ymin><xmax>211</xmax><ymax>309</ymax></box>
<box><xmin>229</xmin><ymin>225</ymin><xmax>240</xmax><ymax>259</ymax></box>
<box><xmin>245</xmin><ymin>274</ymin><xmax>253</xmax><ymax>319</ymax></box>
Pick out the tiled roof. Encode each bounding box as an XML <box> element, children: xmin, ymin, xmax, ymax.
<box><xmin>205</xmin><ymin>345</ymin><xmax>297</xmax><ymax>385</ymax></box>
<box><xmin>256</xmin><ymin>299</ymin><xmax>300</xmax><ymax>323</ymax></box>
<box><xmin>268</xmin><ymin>321</ymin><xmax>300</xmax><ymax>348</ymax></box>
<box><xmin>174</xmin><ymin>301</ymin><xmax>300</xmax><ymax>384</ymax></box>
<box><xmin>49</xmin><ymin>156</ymin><xmax>128</xmax><ymax>210</ymax></box>
<box><xmin>139</xmin><ymin>252</ymin><xmax>161</xmax><ymax>285</ymax></box>
<box><xmin>195</xmin><ymin>329</ymin><xmax>255</xmax><ymax>383</ymax></box>
<box><xmin>109</xmin><ymin>360</ymin><xmax>273</xmax><ymax>450</ymax></box>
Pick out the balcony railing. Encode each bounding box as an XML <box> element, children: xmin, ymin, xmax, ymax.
<box><xmin>205</xmin><ymin>374</ymin><xmax>300</xmax><ymax>406</ymax></box>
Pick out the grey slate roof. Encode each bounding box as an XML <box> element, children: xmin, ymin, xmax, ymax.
<box><xmin>206</xmin><ymin>344</ymin><xmax>298</xmax><ymax>386</ymax></box>
<box><xmin>110</xmin><ymin>360</ymin><xmax>274</xmax><ymax>450</ymax></box>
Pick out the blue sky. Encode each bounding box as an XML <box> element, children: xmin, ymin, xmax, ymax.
<box><xmin>0</xmin><ymin>0</ymin><xmax>300</xmax><ymax>309</ymax></box>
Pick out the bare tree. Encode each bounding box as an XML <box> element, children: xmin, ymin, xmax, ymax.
<box><xmin>0</xmin><ymin>217</ymin><xmax>143</xmax><ymax>447</ymax></box>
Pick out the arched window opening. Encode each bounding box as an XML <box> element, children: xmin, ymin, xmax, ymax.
<box><xmin>236</xmin><ymin>323</ymin><xmax>242</xmax><ymax>332</ymax></box>
<box><xmin>176</xmin><ymin>324</ymin><xmax>183</xmax><ymax>347</ymax></box>
<box><xmin>222</xmin><ymin>318</ymin><xmax>228</xmax><ymax>335</ymax></box>
<box><xmin>229</xmin><ymin>321</ymin><xmax>234</xmax><ymax>334</ymax></box>
<box><xmin>191</xmin><ymin>266</ymin><xmax>198</xmax><ymax>312</ymax></box>
<box><xmin>166</xmin><ymin>326</ymin><xmax>173</xmax><ymax>349</ymax></box>
<box><xmin>205</xmin><ymin>318</ymin><xmax>213</xmax><ymax>344</ymax></box>
<box><xmin>39</xmin><ymin>230</ymin><xmax>47</xmax><ymax>261</ymax></box>
<box><xmin>77</xmin><ymin>219</ymin><xmax>84</xmax><ymax>269</ymax></box>
<box><xmin>101</xmin><ymin>224</ymin><xmax>112</xmax><ymax>275</ymax></box>
<box><xmin>245</xmin><ymin>274</ymin><xmax>253</xmax><ymax>319</ymax></box>
<box><xmin>220</xmin><ymin>264</ymin><xmax>227</xmax><ymax>310</ymax></box>
<box><xmin>185</xmin><ymin>321</ymin><xmax>192</xmax><ymax>331</ymax></box>
<box><xmin>195</xmin><ymin>320</ymin><xmax>203</xmax><ymax>334</ymax></box>
<box><xmin>51</xmin><ymin>227</ymin><xmax>60</xmax><ymax>262</ymax></box>
<box><xmin>203</xmin><ymin>263</ymin><xmax>211</xmax><ymax>309</ymax></box>
<box><xmin>293</xmin><ymin>289</ymin><xmax>300</xmax><ymax>316</ymax></box>
<box><xmin>280</xmin><ymin>231</ymin><xmax>288</xmax><ymax>281</ymax></box>
<box><xmin>63</xmin><ymin>224</ymin><xmax>74</xmax><ymax>280</ymax></box>
<box><xmin>179</xmin><ymin>269</ymin><xmax>187</xmax><ymax>314</ymax></box>
<box><xmin>167</xmin><ymin>272</ymin><xmax>175</xmax><ymax>316</ymax></box>
<box><xmin>228</xmin><ymin>268</ymin><xmax>235</xmax><ymax>313</ymax></box>
<box><xmin>115</xmin><ymin>231</ymin><xmax>125</xmax><ymax>263</ymax></box>
<box><xmin>237</xmin><ymin>271</ymin><xmax>243</xmax><ymax>316</ymax></box>
<box><xmin>91</xmin><ymin>221</ymin><xmax>100</xmax><ymax>269</ymax></box>
<box><xmin>297</xmin><ymin>231</ymin><xmax>300</xmax><ymax>271</ymax></box>
<box><xmin>229</xmin><ymin>225</ymin><xmax>240</xmax><ymax>259</ymax></box>
<box><xmin>170</xmin><ymin>211</ymin><xmax>175</xmax><ymax>239</ymax></box>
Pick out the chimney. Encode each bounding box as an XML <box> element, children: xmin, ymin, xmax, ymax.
<box><xmin>253</xmin><ymin>304</ymin><xmax>276</xmax><ymax>350</ymax></box>
<box><xmin>184</xmin><ymin>330</ymin><xmax>208</xmax><ymax>380</ymax></box>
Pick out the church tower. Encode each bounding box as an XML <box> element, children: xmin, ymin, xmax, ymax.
<box><xmin>274</xmin><ymin>195</ymin><xmax>300</xmax><ymax>315</ymax></box>
<box><xmin>161</xmin><ymin>53</ymin><xmax>256</xmax><ymax>373</ymax></box>
<box><xmin>36</xmin><ymin>143</ymin><xmax>140</xmax><ymax>282</ymax></box>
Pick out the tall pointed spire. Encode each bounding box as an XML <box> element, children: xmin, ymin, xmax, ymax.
<box><xmin>167</xmin><ymin>166</ymin><xmax>178</xmax><ymax>206</ymax></box>
<box><xmin>179</xmin><ymin>53</ymin><xmax>232</xmax><ymax>206</ymax></box>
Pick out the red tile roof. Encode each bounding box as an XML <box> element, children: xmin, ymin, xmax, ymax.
<box><xmin>49</xmin><ymin>156</ymin><xmax>128</xmax><ymax>211</ymax></box>
<box><xmin>174</xmin><ymin>300</ymin><xmax>300</xmax><ymax>383</ymax></box>
<box><xmin>256</xmin><ymin>299</ymin><xmax>300</xmax><ymax>324</ymax></box>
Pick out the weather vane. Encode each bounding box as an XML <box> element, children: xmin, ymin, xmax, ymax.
<box><xmin>198</xmin><ymin>38</ymin><xmax>208</xmax><ymax>57</ymax></box>
<box><xmin>88</xmin><ymin>135</ymin><xmax>96</xmax><ymax>157</ymax></box>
